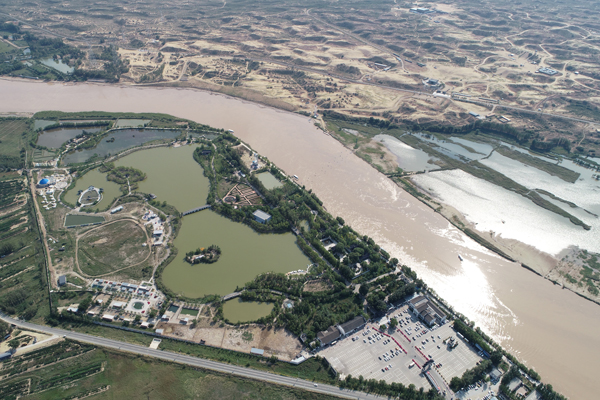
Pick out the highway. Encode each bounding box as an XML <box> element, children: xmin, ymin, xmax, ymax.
<box><xmin>0</xmin><ymin>314</ymin><xmax>383</xmax><ymax>400</ymax></box>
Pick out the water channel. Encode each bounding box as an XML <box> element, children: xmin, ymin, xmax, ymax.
<box><xmin>1</xmin><ymin>79</ymin><xmax>597</xmax><ymax>399</ymax></box>
<box><xmin>223</xmin><ymin>298</ymin><xmax>274</xmax><ymax>323</ymax></box>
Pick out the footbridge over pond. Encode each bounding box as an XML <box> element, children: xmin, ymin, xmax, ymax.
<box><xmin>182</xmin><ymin>204</ymin><xmax>211</xmax><ymax>216</ymax></box>
<box><xmin>222</xmin><ymin>291</ymin><xmax>245</xmax><ymax>301</ymax></box>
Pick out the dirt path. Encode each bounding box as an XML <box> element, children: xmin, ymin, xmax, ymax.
<box><xmin>28</xmin><ymin>170</ymin><xmax>55</xmax><ymax>287</ymax></box>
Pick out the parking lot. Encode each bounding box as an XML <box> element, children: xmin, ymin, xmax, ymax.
<box><xmin>320</xmin><ymin>304</ymin><xmax>482</xmax><ymax>396</ymax></box>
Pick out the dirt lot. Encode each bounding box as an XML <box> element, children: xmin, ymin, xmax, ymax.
<box><xmin>156</xmin><ymin>316</ymin><xmax>302</xmax><ymax>361</ymax></box>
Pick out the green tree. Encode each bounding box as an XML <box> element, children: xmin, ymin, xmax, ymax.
<box><xmin>8</xmin><ymin>339</ymin><xmax>20</xmax><ymax>352</ymax></box>
<box><xmin>77</xmin><ymin>295</ymin><xmax>93</xmax><ymax>313</ymax></box>
<box><xmin>359</xmin><ymin>283</ymin><xmax>369</xmax><ymax>297</ymax></box>
<box><xmin>390</xmin><ymin>317</ymin><xmax>398</xmax><ymax>329</ymax></box>
<box><xmin>134</xmin><ymin>315</ymin><xmax>141</xmax><ymax>322</ymax></box>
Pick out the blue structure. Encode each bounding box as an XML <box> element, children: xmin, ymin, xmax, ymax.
<box><xmin>37</xmin><ymin>178</ymin><xmax>50</xmax><ymax>188</ymax></box>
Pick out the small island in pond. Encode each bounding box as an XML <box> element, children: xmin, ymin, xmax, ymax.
<box><xmin>185</xmin><ymin>245</ymin><xmax>222</xmax><ymax>264</ymax></box>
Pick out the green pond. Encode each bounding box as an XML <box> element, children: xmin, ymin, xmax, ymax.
<box><xmin>37</xmin><ymin>127</ymin><xmax>101</xmax><ymax>148</ymax></box>
<box><xmin>114</xmin><ymin>119</ymin><xmax>150</xmax><ymax>128</ymax></box>
<box><xmin>162</xmin><ymin>211</ymin><xmax>311</xmax><ymax>298</ymax></box>
<box><xmin>180</xmin><ymin>308</ymin><xmax>199</xmax><ymax>317</ymax></box>
<box><xmin>115</xmin><ymin>146</ymin><xmax>209</xmax><ymax>211</ymax></box>
<box><xmin>64</xmin><ymin>214</ymin><xmax>105</xmax><ymax>227</ymax></box>
<box><xmin>34</xmin><ymin>120</ymin><xmax>56</xmax><ymax>130</ymax></box>
<box><xmin>256</xmin><ymin>172</ymin><xmax>283</xmax><ymax>190</ymax></box>
<box><xmin>63</xmin><ymin>169</ymin><xmax>121</xmax><ymax>210</ymax></box>
<box><xmin>223</xmin><ymin>298</ymin><xmax>273</xmax><ymax>323</ymax></box>
<box><xmin>62</xmin><ymin>129</ymin><xmax>182</xmax><ymax>164</ymax></box>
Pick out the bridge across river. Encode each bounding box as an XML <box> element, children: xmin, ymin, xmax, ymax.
<box><xmin>182</xmin><ymin>204</ymin><xmax>211</xmax><ymax>216</ymax></box>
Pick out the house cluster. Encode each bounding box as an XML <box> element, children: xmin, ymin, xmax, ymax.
<box><xmin>316</xmin><ymin>316</ymin><xmax>367</xmax><ymax>346</ymax></box>
<box><xmin>143</xmin><ymin>210</ymin><xmax>165</xmax><ymax>245</ymax></box>
<box><xmin>408</xmin><ymin>296</ymin><xmax>446</xmax><ymax>327</ymax></box>
<box><xmin>91</xmin><ymin>279</ymin><xmax>153</xmax><ymax>296</ymax></box>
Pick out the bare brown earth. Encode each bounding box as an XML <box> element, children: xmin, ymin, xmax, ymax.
<box><xmin>156</xmin><ymin>316</ymin><xmax>301</xmax><ymax>361</ymax></box>
<box><xmin>3</xmin><ymin>0</ymin><xmax>600</xmax><ymax>155</ymax></box>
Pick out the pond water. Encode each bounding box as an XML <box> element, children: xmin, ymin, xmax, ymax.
<box><xmin>168</xmin><ymin>305</ymin><xmax>179</xmax><ymax>313</ymax></box>
<box><xmin>223</xmin><ymin>298</ymin><xmax>273</xmax><ymax>323</ymax></box>
<box><xmin>374</xmin><ymin>134</ymin><xmax>440</xmax><ymax>172</ymax></box>
<box><xmin>34</xmin><ymin>120</ymin><xmax>56</xmax><ymax>130</ymax></box>
<box><xmin>114</xmin><ymin>119</ymin><xmax>151</xmax><ymax>128</ymax></box>
<box><xmin>180</xmin><ymin>308</ymin><xmax>199</xmax><ymax>316</ymax></box>
<box><xmin>62</xmin><ymin>128</ymin><xmax>182</xmax><ymax>164</ymax></box>
<box><xmin>115</xmin><ymin>145</ymin><xmax>209</xmax><ymax>212</ymax></box>
<box><xmin>37</xmin><ymin>127</ymin><xmax>101</xmax><ymax>148</ymax></box>
<box><xmin>256</xmin><ymin>171</ymin><xmax>283</xmax><ymax>190</ymax></box>
<box><xmin>63</xmin><ymin>169</ymin><xmax>121</xmax><ymax>210</ymax></box>
<box><xmin>64</xmin><ymin>214</ymin><xmax>105</xmax><ymax>227</ymax></box>
<box><xmin>40</xmin><ymin>58</ymin><xmax>74</xmax><ymax>74</ymax></box>
<box><xmin>161</xmin><ymin>211</ymin><xmax>311</xmax><ymax>298</ymax></box>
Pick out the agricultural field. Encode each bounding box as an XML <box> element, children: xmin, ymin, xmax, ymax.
<box><xmin>0</xmin><ymin>177</ymin><xmax>48</xmax><ymax>322</ymax></box>
<box><xmin>0</xmin><ymin>340</ymin><xmax>340</xmax><ymax>400</ymax></box>
<box><xmin>0</xmin><ymin>119</ymin><xmax>32</xmax><ymax>170</ymax></box>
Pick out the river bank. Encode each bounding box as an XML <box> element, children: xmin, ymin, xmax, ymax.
<box><xmin>2</xmin><ymin>78</ymin><xmax>599</xmax><ymax>399</ymax></box>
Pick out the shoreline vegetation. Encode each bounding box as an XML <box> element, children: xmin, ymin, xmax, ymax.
<box><xmin>0</xmin><ymin>109</ymin><xmax>569</xmax><ymax>400</ymax></box>
<box><xmin>185</xmin><ymin>245</ymin><xmax>221</xmax><ymax>264</ymax></box>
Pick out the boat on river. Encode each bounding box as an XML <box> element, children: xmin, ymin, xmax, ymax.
<box><xmin>458</xmin><ymin>255</ymin><xmax>463</xmax><ymax>261</ymax></box>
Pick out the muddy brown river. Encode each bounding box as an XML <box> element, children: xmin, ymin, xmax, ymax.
<box><xmin>1</xmin><ymin>78</ymin><xmax>597</xmax><ymax>398</ymax></box>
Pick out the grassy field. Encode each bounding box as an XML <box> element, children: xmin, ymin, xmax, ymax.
<box><xmin>0</xmin><ymin>342</ymin><xmax>340</xmax><ymax>400</ymax></box>
<box><xmin>78</xmin><ymin>220</ymin><xmax>150</xmax><ymax>277</ymax></box>
<box><xmin>0</xmin><ymin>41</ymin><xmax>15</xmax><ymax>53</ymax></box>
<box><xmin>0</xmin><ymin>119</ymin><xmax>31</xmax><ymax>169</ymax></box>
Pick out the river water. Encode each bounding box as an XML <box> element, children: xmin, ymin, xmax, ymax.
<box><xmin>1</xmin><ymin>79</ymin><xmax>597</xmax><ymax>398</ymax></box>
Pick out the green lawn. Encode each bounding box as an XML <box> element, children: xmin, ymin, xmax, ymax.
<box><xmin>0</xmin><ymin>41</ymin><xmax>16</xmax><ymax>53</ymax></box>
<box><xmin>0</xmin><ymin>119</ymin><xmax>29</xmax><ymax>158</ymax></box>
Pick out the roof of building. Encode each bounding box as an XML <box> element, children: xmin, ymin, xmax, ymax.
<box><xmin>39</xmin><ymin>178</ymin><xmax>49</xmax><ymax>185</ymax></box>
<box><xmin>111</xmin><ymin>301</ymin><xmax>125</xmax><ymax>308</ymax></box>
<box><xmin>339</xmin><ymin>316</ymin><xmax>366</xmax><ymax>335</ymax></box>
<box><xmin>0</xmin><ymin>351</ymin><xmax>12</xmax><ymax>360</ymax></box>
<box><xmin>253</xmin><ymin>209</ymin><xmax>272</xmax><ymax>220</ymax></box>
<box><xmin>410</xmin><ymin>296</ymin><xmax>445</xmax><ymax>324</ymax></box>
<box><xmin>490</xmin><ymin>368</ymin><xmax>502</xmax><ymax>380</ymax></box>
<box><xmin>58</xmin><ymin>275</ymin><xmax>67</xmax><ymax>285</ymax></box>
<box><xmin>251</xmin><ymin>348</ymin><xmax>265</xmax><ymax>355</ymax></box>
<box><xmin>317</xmin><ymin>326</ymin><xmax>341</xmax><ymax>345</ymax></box>
<box><xmin>155</xmin><ymin>328</ymin><xmax>164</xmax><ymax>334</ymax></box>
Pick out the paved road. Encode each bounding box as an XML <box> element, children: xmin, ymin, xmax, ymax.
<box><xmin>0</xmin><ymin>314</ymin><xmax>384</xmax><ymax>400</ymax></box>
